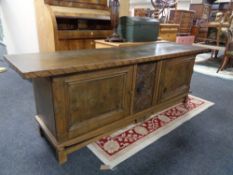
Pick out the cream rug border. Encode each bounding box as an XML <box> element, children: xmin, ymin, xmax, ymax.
<box><xmin>87</xmin><ymin>95</ymin><xmax>214</xmax><ymax>169</ymax></box>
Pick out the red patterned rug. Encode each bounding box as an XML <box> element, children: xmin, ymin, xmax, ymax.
<box><xmin>88</xmin><ymin>95</ymin><xmax>214</xmax><ymax>169</ymax></box>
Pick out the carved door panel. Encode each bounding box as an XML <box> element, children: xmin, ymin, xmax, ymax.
<box><xmin>133</xmin><ymin>62</ymin><xmax>156</xmax><ymax>113</ymax></box>
<box><xmin>158</xmin><ymin>57</ymin><xmax>195</xmax><ymax>103</ymax></box>
<box><xmin>52</xmin><ymin>66</ymin><xmax>133</xmax><ymax>141</ymax></box>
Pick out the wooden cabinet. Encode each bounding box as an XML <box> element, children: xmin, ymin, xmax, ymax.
<box><xmin>169</xmin><ymin>10</ymin><xmax>195</xmax><ymax>35</ymax></box>
<box><xmin>190</xmin><ymin>4</ymin><xmax>211</xmax><ymax>20</ymax></box>
<box><xmin>5</xmin><ymin>42</ymin><xmax>206</xmax><ymax>164</ymax></box>
<box><xmin>35</xmin><ymin>0</ymin><xmax>111</xmax><ymax>52</ymax></box>
<box><xmin>52</xmin><ymin>67</ymin><xmax>133</xmax><ymax>141</ymax></box>
<box><xmin>190</xmin><ymin>4</ymin><xmax>210</xmax><ymax>42</ymax></box>
<box><xmin>45</xmin><ymin>0</ymin><xmax>108</xmax><ymax>10</ymax></box>
<box><xmin>158</xmin><ymin>57</ymin><xmax>195</xmax><ymax>103</ymax></box>
<box><xmin>159</xmin><ymin>24</ymin><xmax>179</xmax><ymax>42</ymax></box>
<box><xmin>33</xmin><ymin>55</ymin><xmax>196</xmax><ymax>164</ymax></box>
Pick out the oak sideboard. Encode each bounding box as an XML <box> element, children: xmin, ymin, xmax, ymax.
<box><xmin>5</xmin><ymin>42</ymin><xmax>206</xmax><ymax>164</ymax></box>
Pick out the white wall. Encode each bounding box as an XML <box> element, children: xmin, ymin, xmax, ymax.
<box><xmin>0</xmin><ymin>0</ymin><xmax>39</xmax><ymax>54</ymax></box>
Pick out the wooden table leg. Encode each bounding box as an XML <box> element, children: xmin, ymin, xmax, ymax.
<box><xmin>183</xmin><ymin>95</ymin><xmax>189</xmax><ymax>109</ymax></box>
<box><xmin>217</xmin><ymin>55</ymin><xmax>230</xmax><ymax>73</ymax></box>
<box><xmin>57</xmin><ymin>149</ymin><xmax>68</xmax><ymax>165</ymax></box>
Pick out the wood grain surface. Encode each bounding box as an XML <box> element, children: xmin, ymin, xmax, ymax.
<box><xmin>5</xmin><ymin>42</ymin><xmax>207</xmax><ymax>79</ymax></box>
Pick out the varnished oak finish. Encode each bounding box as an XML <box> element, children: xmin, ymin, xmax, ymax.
<box><xmin>35</xmin><ymin>0</ymin><xmax>111</xmax><ymax>52</ymax></box>
<box><xmin>95</xmin><ymin>40</ymin><xmax>159</xmax><ymax>49</ymax></box>
<box><xmin>159</xmin><ymin>24</ymin><xmax>179</xmax><ymax>42</ymax></box>
<box><xmin>5</xmin><ymin>43</ymin><xmax>206</xmax><ymax>79</ymax></box>
<box><xmin>45</xmin><ymin>0</ymin><xmax>108</xmax><ymax>10</ymax></box>
<box><xmin>5</xmin><ymin>42</ymin><xmax>207</xmax><ymax>164</ymax></box>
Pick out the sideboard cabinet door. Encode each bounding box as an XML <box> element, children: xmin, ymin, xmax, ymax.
<box><xmin>52</xmin><ymin>66</ymin><xmax>133</xmax><ymax>141</ymax></box>
<box><xmin>158</xmin><ymin>57</ymin><xmax>195</xmax><ymax>103</ymax></box>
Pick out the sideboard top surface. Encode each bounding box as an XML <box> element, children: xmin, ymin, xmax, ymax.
<box><xmin>5</xmin><ymin>42</ymin><xmax>207</xmax><ymax>79</ymax></box>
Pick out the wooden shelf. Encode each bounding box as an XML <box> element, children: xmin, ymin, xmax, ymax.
<box><xmin>58</xmin><ymin>30</ymin><xmax>112</xmax><ymax>40</ymax></box>
<box><xmin>51</xmin><ymin>6</ymin><xmax>110</xmax><ymax>20</ymax></box>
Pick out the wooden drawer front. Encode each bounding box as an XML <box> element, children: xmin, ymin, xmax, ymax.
<box><xmin>158</xmin><ymin>57</ymin><xmax>195</xmax><ymax>102</ymax></box>
<box><xmin>133</xmin><ymin>62</ymin><xmax>156</xmax><ymax>113</ymax></box>
<box><xmin>58</xmin><ymin>30</ymin><xmax>112</xmax><ymax>40</ymax></box>
<box><xmin>45</xmin><ymin>0</ymin><xmax>108</xmax><ymax>9</ymax></box>
<box><xmin>84</xmin><ymin>39</ymin><xmax>95</xmax><ymax>49</ymax></box>
<box><xmin>52</xmin><ymin>66</ymin><xmax>133</xmax><ymax>141</ymax></box>
<box><xmin>159</xmin><ymin>33</ymin><xmax>177</xmax><ymax>42</ymax></box>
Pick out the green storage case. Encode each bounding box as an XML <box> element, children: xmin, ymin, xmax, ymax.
<box><xmin>118</xmin><ymin>16</ymin><xmax>160</xmax><ymax>42</ymax></box>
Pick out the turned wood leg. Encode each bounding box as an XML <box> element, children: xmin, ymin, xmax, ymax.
<box><xmin>57</xmin><ymin>149</ymin><xmax>67</xmax><ymax>165</ymax></box>
<box><xmin>183</xmin><ymin>95</ymin><xmax>189</xmax><ymax>108</ymax></box>
<box><xmin>217</xmin><ymin>56</ymin><xmax>230</xmax><ymax>73</ymax></box>
<box><xmin>211</xmin><ymin>50</ymin><xmax>219</xmax><ymax>59</ymax></box>
<box><xmin>214</xmin><ymin>50</ymin><xmax>219</xmax><ymax>59</ymax></box>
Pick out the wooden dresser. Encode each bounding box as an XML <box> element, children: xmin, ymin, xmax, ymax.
<box><xmin>190</xmin><ymin>4</ymin><xmax>211</xmax><ymax>42</ymax></box>
<box><xmin>169</xmin><ymin>10</ymin><xmax>195</xmax><ymax>35</ymax></box>
<box><xmin>159</xmin><ymin>24</ymin><xmax>179</xmax><ymax>42</ymax></box>
<box><xmin>5</xmin><ymin>43</ymin><xmax>206</xmax><ymax>164</ymax></box>
<box><xmin>35</xmin><ymin>0</ymin><xmax>112</xmax><ymax>52</ymax></box>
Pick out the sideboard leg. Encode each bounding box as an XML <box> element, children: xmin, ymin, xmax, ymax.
<box><xmin>57</xmin><ymin>149</ymin><xmax>67</xmax><ymax>165</ymax></box>
<box><xmin>183</xmin><ymin>95</ymin><xmax>189</xmax><ymax>108</ymax></box>
<box><xmin>39</xmin><ymin>127</ymin><xmax>44</xmax><ymax>138</ymax></box>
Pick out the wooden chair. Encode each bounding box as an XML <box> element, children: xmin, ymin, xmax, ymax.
<box><xmin>208</xmin><ymin>12</ymin><xmax>231</xmax><ymax>59</ymax></box>
<box><xmin>217</xmin><ymin>28</ymin><xmax>233</xmax><ymax>72</ymax></box>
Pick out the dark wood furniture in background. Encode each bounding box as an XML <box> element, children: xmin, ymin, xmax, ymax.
<box><xmin>35</xmin><ymin>0</ymin><xmax>112</xmax><ymax>52</ymax></box>
<box><xmin>190</xmin><ymin>3</ymin><xmax>211</xmax><ymax>42</ymax></box>
<box><xmin>169</xmin><ymin>9</ymin><xmax>195</xmax><ymax>35</ymax></box>
<box><xmin>45</xmin><ymin>0</ymin><xmax>108</xmax><ymax>10</ymax></box>
<box><xmin>5</xmin><ymin>42</ymin><xmax>206</xmax><ymax>164</ymax></box>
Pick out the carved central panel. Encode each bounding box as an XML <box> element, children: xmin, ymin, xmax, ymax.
<box><xmin>133</xmin><ymin>62</ymin><xmax>156</xmax><ymax>113</ymax></box>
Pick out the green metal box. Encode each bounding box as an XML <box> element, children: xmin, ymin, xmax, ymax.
<box><xmin>118</xmin><ymin>16</ymin><xmax>160</xmax><ymax>42</ymax></box>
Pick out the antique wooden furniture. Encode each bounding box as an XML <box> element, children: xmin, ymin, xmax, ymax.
<box><xmin>159</xmin><ymin>24</ymin><xmax>179</xmax><ymax>42</ymax></box>
<box><xmin>218</xmin><ymin>29</ymin><xmax>233</xmax><ymax>72</ymax></box>
<box><xmin>95</xmin><ymin>40</ymin><xmax>161</xmax><ymax>49</ymax></box>
<box><xmin>5</xmin><ymin>42</ymin><xmax>206</xmax><ymax>164</ymax></box>
<box><xmin>134</xmin><ymin>8</ymin><xmax>150</xmax><ymax>17</ymax></box>
<box><xmin>44</xmin><ymin>0</ymin><xmax>108</xmax><ymax>9</ymax></box>
<box><xmin>190</xmin><ymin>4</ymin><xmax>211</xmax><ymax>20</ymax></box>
<box><xmin>35</xmin><ymin>0</ymin><xmax>112</xmax><ymax>52</ymax></box>
<box><xmin>190</xmin><ymin>4</ymin><xmax>211</xmax><ymax>42</ymax></box>
<box><xmin>169</xmin><ymin>10</ymin><xmax>195</xmax><ymax>35</ymax></box>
